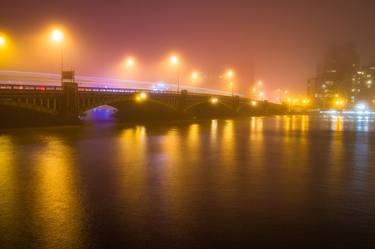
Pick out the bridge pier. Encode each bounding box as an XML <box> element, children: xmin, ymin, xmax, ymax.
<box><xmin>233</xmin><ymin>95</ymin><xmax>240</xmax><ymax>113</ymax></box>
<box><xmin>178</xmin><ymin>90</ymin><xmax>188</xmax><ymax>114</ymax></box>
<box><xmin>61</xmin><ymin>71</ymin><xmax>80</xmax><ymax>122</ymax></box>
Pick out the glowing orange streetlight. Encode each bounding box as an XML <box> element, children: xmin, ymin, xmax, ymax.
<box><xmin>226</xmin><ymin>70</ymin><xmax>234</xmax><ymax>79</ymax></box>
<box><xmin>125</xmin><ymin>56</ymin><xmax>136</xmax><ymax>69</ymax></box>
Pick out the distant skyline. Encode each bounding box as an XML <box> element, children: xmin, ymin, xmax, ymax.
<box><xmin>1</xmin><ymin>0</ymin><xmax>375</xmax><ymax>96</ymax></box>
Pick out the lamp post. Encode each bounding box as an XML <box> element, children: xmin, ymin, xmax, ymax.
<box><xmin>170</xmin><ymin>55</ymin><xmax>180</xmax><ymax>92</ymax></box>
<box><xmin>50</xmin><ymin>29</ymin><xmax>64</xmax><ymax>72</ymax></box>
<box><xmin>226</xmin><ymin>69</ymin><xmax>234</xmax><ymax>97</ymax></box>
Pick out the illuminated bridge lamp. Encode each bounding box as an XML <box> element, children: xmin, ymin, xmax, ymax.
<box><xmin>135</xmin><ymin>92</ymin><xmax>148</xmax><ymax>102</ymax></box>
<box><xmin>251</xmin><ymin>100</ymin><xmax>257</xmax><ymax>106</ymax></box>
<box><xmin>140</xmin><ymin>92</ymin><xmax>147</xmax><ymax>100</ymax></box>
<box><xmin>210</xmin><ymin>97</ymin><xmax>219</xmax><ymax>104</ymax></box>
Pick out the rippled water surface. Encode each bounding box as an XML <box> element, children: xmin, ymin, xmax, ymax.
<box><xmin>1</xmin><ymin>115</ymin><xmax>375</xmax><ymax>248</ymax></box>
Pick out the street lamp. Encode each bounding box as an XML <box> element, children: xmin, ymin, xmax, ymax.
<box><xmin>124</xmin><ymin>56</ymin><xmax>136</xmax><ymax>69</ymax></box>
<box><xmin>169</xmin><ymin>55</ymin><xmax>180</xmax><ymax>92</ymax></box>
<box><xmin>225</xmin><ymin>69</ymin><xmax>235</xmax><ymax>96</ymax></box>
<box><xmin>50</xmin><ymin>28</ymin><xmax>64</xmax><ymax>72</ymax></box>
<box><xmin>226</xmin><ymin>70</ymin><xmax>234</xmax><ymax>79</ymax></box>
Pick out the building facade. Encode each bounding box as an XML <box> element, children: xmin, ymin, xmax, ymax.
<box><xmin>308</xmin><ymin>44</ymin><xmax>375</xmax><ymax>110</ymax></box>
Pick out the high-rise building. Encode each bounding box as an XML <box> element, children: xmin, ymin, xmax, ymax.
<box><xmin>309</xmin><ymin>44</ymin><xmax>360</xmax><ymax>109</ymax></box>
<box><xmin>351</xmin><ymin>64</ymin><xmax>375</xmax><ymax>105</ymax></box>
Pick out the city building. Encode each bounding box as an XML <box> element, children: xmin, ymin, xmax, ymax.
<box><xmin>307</xmin><ymin>44</ymin><xmax>375</xmax><ymax>110</ymax></box>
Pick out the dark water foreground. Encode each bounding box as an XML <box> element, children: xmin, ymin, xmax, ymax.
<box><xmin>1</xmin><ymin>115</ymin><xmax>375</xmax><ymax>249</ymax></box>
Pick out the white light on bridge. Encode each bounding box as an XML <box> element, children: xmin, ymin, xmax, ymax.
<box><xmin>135</xmin><ymin>92</ymin><xmax>148</xmax><ymax>102</ymax></box>
<box><xmin>210</xmin><ymin>97</ymin><xmax>219</xmax><ymax>104</ymax></box>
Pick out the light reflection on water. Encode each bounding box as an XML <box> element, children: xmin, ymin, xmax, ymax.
<box><xmin>32</xmin><ymin>138</ymin><xmax>85</xmax><ymax>249</ymax></box>
<box><xmin>1</xmin><ymin>115</ymin><xmax>375</xmax><ymax>248</ymax></box>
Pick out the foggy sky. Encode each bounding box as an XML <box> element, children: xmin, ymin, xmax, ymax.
<box><xmin>1</xmin><ymin>0</ymin><xmax>375</xmax><ymax>96</ymax></box>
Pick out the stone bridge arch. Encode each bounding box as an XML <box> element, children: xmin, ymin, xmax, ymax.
<box><xmin>78</xmin><ymin>92</ymin><xmax>181</xmax><ymax>115</ymax></box>
<box><xmin>183</xmin><ymin>97</ymin><xmax>235</xmax><ymax>113</ymax></box>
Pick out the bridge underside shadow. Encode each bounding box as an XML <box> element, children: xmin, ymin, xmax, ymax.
<box><xmin>187</xmin><ymin>102</ymin><xmax>235</xmax><ymax>118</ymax></box>
<box><xmin>110</xmin><ymin>101</ymin><xmax>183</xmax><ymax>121</ymax></box>
<box><xmin>0</xmin><ymin>105</ymin><xmax>64</xmax><ymax>128</ymax></box>
<box><xmin>98</xmin><ymin>101</ymin><xmax>240</xmax><ymax>122</ymax></box>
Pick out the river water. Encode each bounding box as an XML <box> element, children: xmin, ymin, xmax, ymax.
<box><xmin>1</xmin><ymin>115</ymin><xmax>375</xmax><ymax>248</ymax></box>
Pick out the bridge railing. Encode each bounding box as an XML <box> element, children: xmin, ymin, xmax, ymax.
<box><xmin>0</xmin><ymin>84</ymin><xmax>63</xmax><ymax>92</ymax></box>
<box><xmin>76</xmin><ymin>87</ymin><xmax>238</xmax><ymax>98</ymax></box>
<box><xmin>0</xmin><ymin>83</ymin><xmax>242</xmax><ymax>99</ymax></box>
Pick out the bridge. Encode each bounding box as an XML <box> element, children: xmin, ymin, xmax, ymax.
<box><xmin>0</xmin><ymin>70</ymin><xmax>283</xmax><ymax>123</ymax></box>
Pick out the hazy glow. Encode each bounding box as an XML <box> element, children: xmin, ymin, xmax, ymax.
<box><xmin>251</xmin><ymin>100</ymin><xmax>257</xmax><ymax>106</ymax></box>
